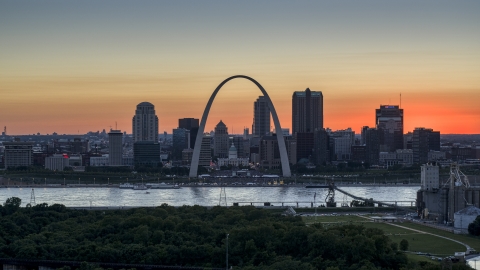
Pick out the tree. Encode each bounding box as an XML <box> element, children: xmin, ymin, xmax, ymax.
<box><xmin>468</xmin><ymin>215</ymin><xmax>480</xmax><ymax>236</ymax></box>
<box><xmin>400</xmin><ymin>239</ymin><xmax>409</xmax><ymax>251</ymax></box>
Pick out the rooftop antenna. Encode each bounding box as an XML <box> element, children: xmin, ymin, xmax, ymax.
<box><xmin>115</xmin><ymin>121</ymin><xmax>117</xmax><ymax>130</ymax></box>
<box><xmin>400</xmin><ymin>93</ymin><xmax>402</xmax><ymax>108</ymax></box>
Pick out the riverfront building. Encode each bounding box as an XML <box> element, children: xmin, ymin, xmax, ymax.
<box><xmin>3</xmin><ymin>141</ymin><xmax>33</xmax><ymax>168</ymax></box>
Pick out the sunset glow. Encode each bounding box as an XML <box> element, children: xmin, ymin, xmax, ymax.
<box><xmin>1</xmin><ymin>1</ymin><xmax>479</xmax><ymax>135</ymax></box>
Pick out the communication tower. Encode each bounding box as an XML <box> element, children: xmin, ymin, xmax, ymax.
<box><xmin>219</xmin><ymin>187</ymin><xmax>227</xmax><ymax>207</ymax></box>
<box><xmin>30</xmin><ymin>188</ymin><xmax>36</xmax><ymax>206</ymax></box>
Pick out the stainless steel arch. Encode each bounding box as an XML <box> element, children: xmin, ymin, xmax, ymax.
<box><xmin>189</xmin><ymin>75</ymin><xmax>291</xmax><ymax>177</ymax></box>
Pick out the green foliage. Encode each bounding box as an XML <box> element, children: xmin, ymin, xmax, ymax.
<box><xmin>468</xmin><ymin>215</ymin><xmax>480</xmax><ymax>236</ymax></box>
<box><xmin>400</xmin><ymin>239</ymin><xmax>409</xmax><ymax>251</ymax></box>
<box><xmin>0</xmin><ymin>204</ymin><xmax>442</xmax><ymax>269</ymax></box>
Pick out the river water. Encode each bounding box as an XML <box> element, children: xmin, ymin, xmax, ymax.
<box><xmin>0</xmin><ymin>185</ymin><xmax>419</xmax><ymax>208</ymax></box>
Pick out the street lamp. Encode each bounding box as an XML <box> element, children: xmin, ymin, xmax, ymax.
<box><xmin>64</xmin><ymin>178</ymin><xmax>65</xmax><ymax>186</ymax></box>
<box><xmin>108</xmin><ymin>178</ymin><xmax>109</xmax><ymax>185</ymax></box>
<box><xmin>226</xmin><ymin>233</ymin><xmax>229</xmax><ymax>270</ymax></box>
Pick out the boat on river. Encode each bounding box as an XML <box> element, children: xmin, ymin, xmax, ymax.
<box><xmin>133</xmin><ymin>184</ymin><xmax>148</xmax><ymax>190</ymax></box>
<box><xmin>119</xmin><ymin>183</ymin><xmax>134</xmax><ymax>189</ymax></box>
<box><xmin>148</xmin><ymin>182</ymin><xmax>181</xmax><ymax>189</ymax></box>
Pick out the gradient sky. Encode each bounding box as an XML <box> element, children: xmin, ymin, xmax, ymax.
<box><xmin>1</xmin><ymin>0</ymin><xmax>479</xmax><ymax>135</ymax></box>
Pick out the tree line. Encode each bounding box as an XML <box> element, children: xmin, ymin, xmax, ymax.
<box><xmin>0</xmin><ymin>197</ymin><xmax>472</xmax><ymax>270</ymax></box>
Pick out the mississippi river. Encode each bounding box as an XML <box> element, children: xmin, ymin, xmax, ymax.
<box><xmin>0</xmin><ymin>185</ymin><xmax>419</xmax><ymax>208</ymax></box>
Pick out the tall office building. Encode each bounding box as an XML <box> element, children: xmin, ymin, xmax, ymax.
<box><xmin>376</xmin><ymin>105</ymin><xmax>403</xmax><ymax>152</ymax></box>
<box><xmin>3</xmin><ymin>141</ymin><xmax>33</xmax><ymax>168</ymax></box>
<box><xmin>362</xmin><ymin>126</ymin><xmax>380</xmax><ymax>166</ymax></box>
<box><xmin>252</xmin><ymin>96</ymin><xmax>270</xmax><ymax>136</ymax></box>
<box><xmin>108</xmin><ymin>130</ymin><xmax>123</xmax><ymax>166</ymax></box>
<box><xmin>172</xmin><ymin>128</ymin><xmax>189</xmax><ymax>160</ymax></box>
<box><xmin>132</xmin><ymin>102</ymin><xmax>159</xmax><ymax>142</ymax></box>
<box><xmin>292</xmin><ymin>88</ymin><xmax>323</xmax><ymax>134</ymax></box>
<box><xmin>178</xmin><ymin>118</ymin><xmax>199</xmax><ymax>130</ymax></box>
<box><xmin>199</xmin><ymin>134</ymin><xmax>212</xmax><ymax>166</ymax></box>
<box><xmin>178</xmin><ymin>118</ymin><xmax>199</xmax><ymax>149</ymax></box>
<box><xmin>413</xmin><ymin>128</ymin><xmax>440</xmax><ymax>165</ymax></box>
<box><xmin>214</xmin><ymin>120</ymin><xmax>229</xmax><ymax>158</ymax></box>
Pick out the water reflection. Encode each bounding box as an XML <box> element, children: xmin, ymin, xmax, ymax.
<box><xmin>0</xmin><ymin>186</ymin><xmax>419</xmax><ymax>207</ymax></box>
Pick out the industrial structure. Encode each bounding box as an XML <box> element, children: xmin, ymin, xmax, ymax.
<box><xmin>416</xmin><ymin>163</ymin><xmax>480</xmax><ymax>226</ymax></box>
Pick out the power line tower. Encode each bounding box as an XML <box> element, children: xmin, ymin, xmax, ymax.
<box><xmin>30</xmin><ymin>188</ymin><xmax>36</xmax><ymax>206</ymax></box>
<box><xmin>219</xmin><ymin>187</ymin><xmax>227</xmax><ymax>207</ymax></box>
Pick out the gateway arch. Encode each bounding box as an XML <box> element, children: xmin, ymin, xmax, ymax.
<box><xmin>189</xmin><ymin>75</ymin><xmax>291</xmax><ymax>177</ymax></box>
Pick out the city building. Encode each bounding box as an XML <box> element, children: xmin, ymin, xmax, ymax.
<box><xmin>132</xmin><ymin>102</ymin><xmax>159</xmax><ymax>142</ymax></box>
<box><xmin>172</xmin><ymin>128</ymin><xmax>189</xmax><ymax>160</ymax></box>
<box><xmin>376</xmin><ymin>105</ymin><xmax>403</xmax><ymax>152</ymax></box>
<box><xmin>362</xmin><ymin>127</ymin><xmax>380</xmax><ymax>166</ymax></box>
<box><xmin>3</xmin><ymin>141</ymin><xmax>33</xmax><ymax>168</ymax></box>
<box><xmin>90</xmin><ymin>155</ymin><xmax>109</xmax><ymax>166</ymax></box>
<box><xmin>259</xmin><ymin>136</ymin><xmax>296</xmax><ymax>170</ymax></box>
<box><xmin>296</xmin><ymin>132</ymin><xmax>314</xmax><ymax>162</ymax></box>
<box><xmin>133</xmin><ymin>141</ymin><xmax>160</xmax><ymax>167</ymax></box>
<box><xmin>413</xmin><ymin>128</ymin><xmax>440</xmax><ymax>165</ymax></box>
<box><xmin>214</xmin><ymin>120</ymin><xmax>229</xmax><ymax>158</ymax></box>
<box><xmin>45</xmin><ymin>154</ymin><xmax>69</xmax><ymax>171</ymax></box>
<box><xmin>108</xmin><ymin>130</ymin><xmax>123</xmax><ymax>166</ymax></box>
<box><xmin>179</xmin><ymin>118</ymin><xmax>199</xmax><ymax>149</ymax></box>
<box><xmin>252</xmin><ymin>96</ymin><xmax>270</xmax><ymax>136</ymax></box>
<box><xmin>198</xmin><ymin>134</ymin><xmax>212</xmax><ymax>167</ymax></box>
<box><xmin>217</xmin><ymin>143</ymin><xmax>249</xmax><ymax>168</ymax></box>
<box><xmin>314</xmin><ymin>129</ymin><xmax>329</xmax><ymax>165</ymax></box>
<box><xmin>292</xmin><ymin>88</ymin><xmax>323</xmax><ymax>134</ymax></box>
<box><xmin>178</xmin><ymin>118</ymin><xmax>199</xmax><ymax>130</ymax></box>
<box><xmin>327</xmin><ymin>128</ymin><xmax>355</xmax><ymax>161</ymax></box>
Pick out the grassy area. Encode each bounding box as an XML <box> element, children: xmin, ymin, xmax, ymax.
<box><xmin>302</xmin><ymin>214</ymin><xmax>477</xmax><ymax>257</ymax></box>
<box><xmin>394</xmin><ymin>222</ymin><xmax>480</xmax><ymax>251</ymax></box>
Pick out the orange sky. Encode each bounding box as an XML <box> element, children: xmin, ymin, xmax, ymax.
<box><xmin>1</xmin><ymin>1</ymin><xmax>479</xmax><ymax>135</ymax></box>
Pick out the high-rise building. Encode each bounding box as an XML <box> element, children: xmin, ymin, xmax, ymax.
<box><xmin>108</xmin><ymin>130</ymin><xmax>123</xmax><ymax>166</ymax></box>
<box><xmin>314</xmin><ymin>128</ymin><xmax>329</xmax><ymax>165</ymax></box>
<box><xmin>3</xmin><ymin>141</ymin><xmax>33</xmax><ymax>168</ymax></box>
<box><xmin>214</xmin><ymin>120</ymin><xmax>229</xmax><ymax>158</ymax></box>
<box><xmin>412</xmin><ymin>128</ymin><xmax>440</xmax><ymax>165</ymax></box>
<box><xmin>132</xmin><ymin>102</ymin><xmax>159</xmax><ymax>142</ymax></box>
<box><xmin>178</xmin><ymin>118</ymin><xmax>199</xmax><ymax>130</ymax></box>
<box><xmin>178</xmin><ymin>118</ymin><xmax>200</xmax><ymax>149</ymax></box>
<box><xmin>292</xmin><ymin>88</ymin><xmax>323</xmax><ymax>134</ymax></box>
<box><xmin>133</xmin><ymin>141</ymin><xmax>160</xmax><ymax>167</ymax></box>
<box><xmin>362</xmin><ymin>126</ymin><xmax>380</xmax><ymax>166</ymax></box>
<box><xmin>253</xmin><ymin>96</ymin><xmax>270</xmax><ymax>136</ymax></box>
<box><xmin>199</xmin><ymin>134</ymin><xmax>212</xmax><ymax>166</ymax></box>
<box><xmin>328</xmin><ymin>128</ymin><xmax>355</xmax><ymax>161</ymax></box>
<box><xmin>376</xmin><ymin>105</ymin><xmax>403</xmax><ymax>152</ymax></box>
<box><xmin>172</xmin><ymin>128</ymin><xmax>189</xmax><ymax>160</ymax></box>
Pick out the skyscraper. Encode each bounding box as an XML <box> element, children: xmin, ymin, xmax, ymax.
<box><xmin>108</xmin><ymin>130</ymin><xmax>123</xmax><ymax>166</ymax></box>
<box><xmin>413</xmin><ymin>127</ymin><xmax>440</xmax><ymax>165</ymax></box>
<box><xmin>253</xmin><ymin>96</ymin><xmax>270</xmax><ymax>136</ymax></box>
<box><xmin>375</xmin><ymin>105</ymin><xmax>403</xmax><ymax>152</ymax></box>
<box><xmin>178</xmin><ymin>118</ymin><xmax>199</xmax><ymax>149</ymax></box>
<box><xmin>132</xmin><ymin>102</ymin><xmax>159</xmax><ymax>142</ymax></box>
<box><xmin>214</xmin><ymin>120</ymin><xmax>229</xmax><ymax>158</ymax></box>
<box><xmin>292</xmin><ymin>88</ymin><xmax>323</xmax><ymax>134</ymax></box>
